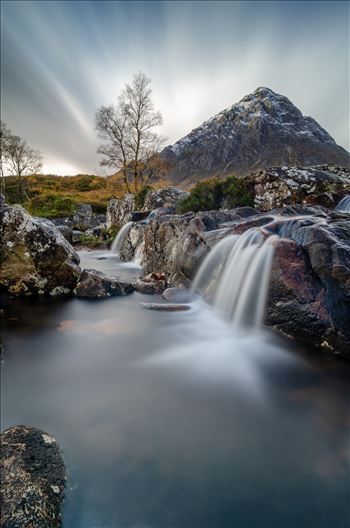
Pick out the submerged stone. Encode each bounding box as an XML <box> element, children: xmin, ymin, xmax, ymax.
<box><xmin>140</xmin><ymin>302</ymin><xmax>191</xmax><ymax>312</ymax></box>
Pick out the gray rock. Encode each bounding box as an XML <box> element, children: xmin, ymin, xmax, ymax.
<box><xmin>73</xmin><ymin>203</ymin><xmax>92</xmax><ymax>231</ymax></box>
<box><xmin>1</xmin><ymin>426</ymin><xmax>65</xmax><ymax>528</ymax></box>
<box><xmin>143</xmin><ymin>187</ymin><xmax>189</xmax><ymax>211</ymax></box>
<box><xmin>106</xmin><ymin>194</ymin><xmax>135</xmax><ymax>229</ymax></box>
<box><xmin>246</xmin><ymin>165</ymin><xmax>350</xmax><ymax>211</ymax></box>
<box><xmin>75</xmin><ymin>269</ymin><xmax>134</xmax><ymax>298</ymax></box>
<box><xmin>0</xmin><ymin>203</ymin><xmax>81</xmax><ymax>296</ymax></box>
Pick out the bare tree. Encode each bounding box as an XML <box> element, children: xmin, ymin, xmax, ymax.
<box><xmin>0</xmin><ymin>121</ymin><xmax>11</xmax><ymax>193</ymax></box>
<box><xmin>5</xmin><ymin>132</ymin><xmax>42</xmax><ymax>200</ymax></box>
<box><xmin>95</xmin><ymin>72</ymin><xmax>166</xmax><ymax>192</ymax></box>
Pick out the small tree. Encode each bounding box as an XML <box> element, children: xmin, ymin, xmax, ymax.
<box><xmin>0</xmin><ymin>121</ymin><xmax>11</xmax><ymax>193</ymax></box>
<box><xmin>95</xmin><ymin>72</ymin><xmax>166</xmax><ymax>192</ymax></box>
<box><xmin>4</xmin><ymin>132</ymin><xmax>42</xmax><ymax>200</ymax></box>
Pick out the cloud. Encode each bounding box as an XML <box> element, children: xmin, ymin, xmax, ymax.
<box><xmin>1</xmin><ymin>0</ymin><xmax>348</xmax><ymax>174</ymax></box>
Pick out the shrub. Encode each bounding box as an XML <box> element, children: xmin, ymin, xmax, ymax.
<box><xmin>176</xmin><ymin>175</ymin><xmax>253</xmax><ymax>214</ymax></box>
<box><xmin>26</xmin><ymin>194</ymin><xmax>77</xmax><ymax>218</ymax></box>
<box><xmin>134</xmin><ymin>185</ymin><xmax>154</xmax><ymax>210</ymax></box>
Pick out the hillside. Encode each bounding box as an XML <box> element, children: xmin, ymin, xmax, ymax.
<box><xmin>3</xmin><ymin>174</ymin><xmax>129</xmax><ymax>217</ymax></box>
<box><xmin>161</xmin><ymin>87</ymin><xmax>350</xmax><ymax>185</ymax></box>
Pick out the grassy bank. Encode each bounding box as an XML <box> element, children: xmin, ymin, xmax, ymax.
<box><xmin>2</xmin><ymin>174</ymin><xmax>128</xmax><ymax>217</ymax></box>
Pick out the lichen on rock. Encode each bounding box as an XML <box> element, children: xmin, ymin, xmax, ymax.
<box><xmin>1</xmin><ymin>426</ymin><xmax>66</xmax><ymax>528</ymax></box>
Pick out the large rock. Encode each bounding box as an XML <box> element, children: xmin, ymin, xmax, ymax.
<box><xmin>75</xmin><ymin>269</ymin><xmax>134</xmax><ymax>298</ymax></box>
<box><xmin>247</xmin><ymin>165</ymin><xmax>350</xmax><ymax>211</ymax></box>
<box><xmin>143</xmin><ymin>186</ymin><xmax>189</xmax><ymax>211</ymax></box>
<box><xmin>106</xmin><ymin>194</ymin><xmax>135</xmax><ymax>229</ymax></box>
<box><xmin>1</xmin><ymin>426</ymin><xmax>65</xmax><ymax>528</ymax></box>
<box><xmin>73</xmin><ymin>203</ymin><xmax>92</xmax><ymax>231</ymax></box>
<box><xmin>117</xmin><ymin>205</ymin><xmax>350</xmax><ymax>356</ymax></box>
<box><xmin>0</xmin><ymin>203</ymin><xmax>81</xmax><ymax>296</ymax></box>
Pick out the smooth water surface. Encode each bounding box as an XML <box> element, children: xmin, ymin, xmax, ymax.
<box><xmin>1</xmin><ymin>251</ymin><xmax>349</xmax><ymax>528</ymax></box>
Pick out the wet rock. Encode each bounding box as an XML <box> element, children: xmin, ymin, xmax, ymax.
<box><xmin>117</xmin><ymin>204</ymin><xmax>350</xmax><ymax>355</ymax></box>
<box><xmin>72</xmin><ymin>203</ymin><xmax>92</xmax><ymax>231</ymax></box>
<box><xmin>133</xmin><ymin>272</ymin><xmax>168</xmax><ymax>294</ymax></box>
<box><xmin>0</xmin><ymin>203</ymin><xmax>81</xmax><ymax>296</ymax></box>
<box><xmin>162</xmin><ymin>287</ymin><xmax>196</xmax><ymax>303</ymax></box>
<box><xmin>106</xmin><ymin>194</ymin><xmax>135</xmax><ymax>229</ymax></box>
<box><xmin>1</xmin><ymin>425</ymin><xmax>65</xmax><ymax>528</ymax></box>
<box><xmin>143</xmin><ymin>187</ymin><xmax>189</xmax><ymax>211</ymax></box>
<box><xmin>140</xmin><ymin>302</ymin><xmax>191</xmax><ymax>312</ymax></box>
<box><xmin>131</xmin><ymin>211</ymin><xmax>150</xmax><ymax>222</ymax></box>
<box><xmin>75</xmin><ymin>269</ymin><xmax>134</xmax><ymax>298</ymax></box>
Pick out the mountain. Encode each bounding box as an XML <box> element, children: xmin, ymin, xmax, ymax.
<box><xmin>161</xmin><ymin>87</ymin><xmax>350</xmax><ymax>184</ymax></box>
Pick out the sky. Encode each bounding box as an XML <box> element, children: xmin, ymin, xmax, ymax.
<box><xmin>1</xmin><ymin>0</ymin><xmax>349</xmax><ymax>175</ymax></box>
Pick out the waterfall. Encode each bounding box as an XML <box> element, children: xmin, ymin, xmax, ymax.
<box><xmin>110</xmin><ymin>222</ymin><xmax>134</xmax><ymax>256</ymax></box>
<box><xmin>133</xmin><ymin>240</ymin><xmax>145</xmax><ymax>266</ymax></box>
<box><xmin>192</xmin><ymin>228</ymin><xmax>278</xmax><ymax>329</ymax></box>
<box><xmin>335</xmin><ymin>195</ymin><xmax>350</xmax><ymax>213</ymax></box>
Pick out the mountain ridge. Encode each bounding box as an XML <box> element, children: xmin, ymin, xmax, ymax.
<box><xmin>161</xmin><ymin>87</ymin><xmax>350</xmax><ymax>184</ymax></box>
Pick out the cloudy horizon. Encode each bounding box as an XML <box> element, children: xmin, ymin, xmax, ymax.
<box><xmin>1</xmin><ymin>0</ymin><xmax>349</xmax><ymax>175</ymax></box>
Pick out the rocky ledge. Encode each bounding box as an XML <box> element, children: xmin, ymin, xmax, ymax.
<box><xmin>118</xmin><ymin>204</ymin><xmax>350</xmax><ymax>357</ymax></box>
<box><xmin>246</xmin><ymin>164</ymin><xmax>350</xmax><ymax>211</ymax></box>
<box><xmin>0</xmin><ymin>199</ymin><xmax>81</xmax><ymax>296</ymax></box>
<box><xmin>1</xmin><ymin>426</ymin><xmax>66</xmax><ymax>528</ymax></box>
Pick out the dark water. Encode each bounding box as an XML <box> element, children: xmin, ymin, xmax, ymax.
<box><xmin>1</xmin><ymin>251</ymin><xmax>349</xmax><ymax>528</ymax></box>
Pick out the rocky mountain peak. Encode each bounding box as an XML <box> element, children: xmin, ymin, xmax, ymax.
<box><xmin>162</xmin><ymin>88</ymin><xmax>348</xmax><ymax>184</ymax></box>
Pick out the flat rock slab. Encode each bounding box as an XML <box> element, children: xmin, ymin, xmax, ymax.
<box><xmin>1</xmin><ymin>426</ymin><xmax>65</xmax><ymax>528</ymax></box>
<box><xmin>140</xmin><ymin>302</ymin><xmax>191</xmax><ymax>312</ymax></box>
<box><xmin>75</xmin><ymin>268</ymin><xmax>134</xmax><ymax>298</ymax></box>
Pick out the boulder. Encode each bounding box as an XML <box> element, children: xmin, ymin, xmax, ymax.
<box><xmin>133</xmin><ymin>272</ymin><xmax>168</xmax><ymax>294</ymax></box>
<box><xmin>106</xmin><ymin>194</ymin><xmax>135</xmax><ymax>229</ymax></box>
<box><xmin>0</xmin><ymin>203</ymin><xmax>81</xmax><ymax>296</ymax></box>
<box><xmin>75</xmin><ymin>269</ymin><xmax>134</xmax><ymax>298</ymax></box>
<box><xmin>73</xmin><ymin>203</ymin><xmax>92</xmax><ymax>231</ymax></box>
<box><xmin>143</xmin><ymin>186</ymin><xmax>189</xmax><ymax>211</ymax></box>
<box><xmin>1</xmin><ymin>426</ymin><xmax>65</xmax><ymax>528</ymax></box>
<box><xmin>246</xmin><ymin>165</ymin><xmax>350</xmax><ymax>211</ymax></box>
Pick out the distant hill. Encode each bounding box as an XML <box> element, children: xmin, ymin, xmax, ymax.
<box><xmin>161</xmin><ymin>87</ymin><xmax>350</xmax><ymax>185</ymax></box>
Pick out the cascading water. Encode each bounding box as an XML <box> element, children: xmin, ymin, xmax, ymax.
<box><xmin>335</xmin><ymin>195</ymin><xmax>350</xmax><ymax>212</ymax></box>
<box><xmin>192</xmin><ymin>228</ymin><xmax>278</xmax><ymax>329</ymax></box>
<box><xmin>110</xmin><ymin>222</ymin><xmax>134</xmax><ymax>256</ymax></box>
<box><xmin>133</xmin><ymin>240</ymin><xmax>145</xmax><ymax>266</ymax></box>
